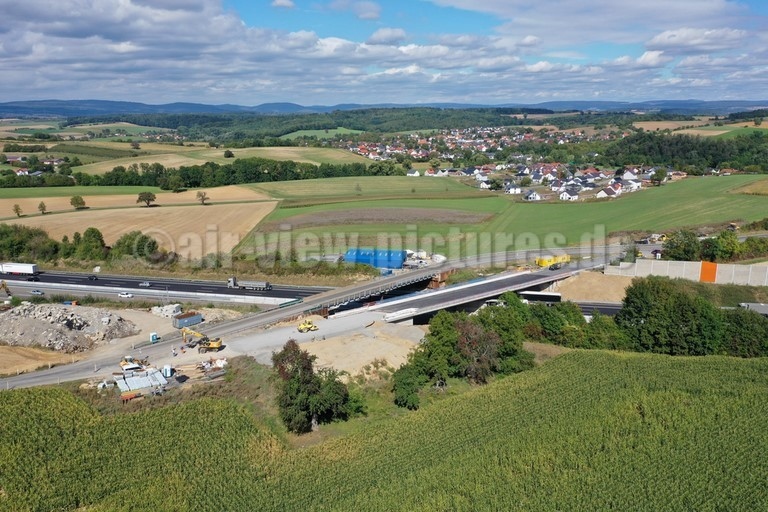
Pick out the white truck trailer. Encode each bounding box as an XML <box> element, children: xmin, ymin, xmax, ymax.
<box><xmin>0</xmin><ymin>262</ymin><xmax>39</xmax><ymax>275</ymax></box>
<box><xmin>226</xmin><ymin>277</ymin><xmax>272</xmax><ymax>291</ymax></box>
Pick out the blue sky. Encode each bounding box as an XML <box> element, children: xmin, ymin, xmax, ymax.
<box><xmin>1</xmin><ymin>0</ymin><xmax>766</xmax><ymax>105</ymax></box>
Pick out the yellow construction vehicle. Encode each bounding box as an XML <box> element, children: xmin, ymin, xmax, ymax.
<box><xmin>1</xmin><ymin>280</ymin><xmax>11</xmax><ymax>297</ymax></box>
<box><xmin>297</xmin><ymin>319</ymin><xmax>319</xmax><ymax>333</ymax></box>
<box><xmin>119</xmin><ymin>355</ymin><xmax>149</xmax><ymax>371</ymax></box>
<box><xmin>180</xmin><ymin>327</ymin><xmax>223</xmax><ymax>354</ymax></box>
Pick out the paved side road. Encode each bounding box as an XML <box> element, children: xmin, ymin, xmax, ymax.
<box><xmin>1</xmin><ymin>310</ymin><xmax>386</xmax><ymax>389</ymax></box>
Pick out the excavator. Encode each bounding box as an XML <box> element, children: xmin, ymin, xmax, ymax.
<box><xmin>1</xmin><ymin>280</ymin><xmax>11</xmax><ymax>297</ymax></box>
<box><xmin>180</xmin><ymin>327</ymin><xmax>223</xmax><ymax>354</ymax></box>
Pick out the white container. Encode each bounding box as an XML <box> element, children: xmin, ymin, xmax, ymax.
<box><xmin>162</xmin><ymin>364</ymin><xmax>173</xmax><ymax>378</ymax></box>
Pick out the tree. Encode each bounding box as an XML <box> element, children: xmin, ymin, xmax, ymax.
<box><xmin>615</xmin><ymin>276</ymin><xmax>725</xmax><ymax>356</ymax></box>
<box><xmin>167</xmin><ymin>175</ymin><xmax>184</xmax><ymax>193</ymax></box>
<box><xmin>662</xmin><ymin>230</ymin><xmax>701</xmax><ymax>261</ymax></box>
<box><xmin>111</xmin><ymin>230</ymin><xmax>159</xmax><ymax>260</ymax></box>
<box><xmin>137</xmin><ymin>191</ymin><xmax>157</xmax><ymax>207</ymax></box>
<box><xmin>70</xmin><ymin>195</ymin><xmax>86</xmax><ymax>210</ymax></box>
<box><xmin>37</xmin><ymin>201</ymin><xmax>47</xmax><ymax>215</ymax></box>
<box><xmin>223</xmin><ymin>149</ymin><xmax>234</xmax><ymax>158</ymax></box>
<box><xmin>130</xmin><ymin>141</ymin><xmax>141</xmax><ymax>150</ymax></box>
<box><xmin>12</xmin><ymin>204</ymin><xmax>21</xmax><ymax>217</ymax></box>
<box><xmin>651</xmin><ymin>168</ymin><xmax>667</xmax><ymax>186</ymax></box>
<box><xmin>271</xmin><ymin>339</ymin><xmax>352</xmax><ymax>434</ymax></box>
<box><xmin>196</xmin><ymin>190</ymin><xmax>209</xmax><ymax>205</ymax></box>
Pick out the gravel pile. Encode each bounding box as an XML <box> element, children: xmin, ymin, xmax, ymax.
<box><xmin>0</xmin><ymin>302</ymin><xmax>139</xmax><ymax>353</ymax></box>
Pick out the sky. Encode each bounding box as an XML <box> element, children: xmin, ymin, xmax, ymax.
<box><xmin>1</xmin><ymin>0</ymin><xmax>767</xmax><ymax>106</ymax></box>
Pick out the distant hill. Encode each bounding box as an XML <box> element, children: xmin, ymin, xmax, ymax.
<box><xmin>1</xmin><ymin>98</ymin><xmax>767</xmax><ymax>117</ymax></box>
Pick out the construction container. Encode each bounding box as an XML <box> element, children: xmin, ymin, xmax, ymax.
<box><xmin>172</xmin><ymin>311</ymin><xmax>203</xmax><ymax>329</ymax></box>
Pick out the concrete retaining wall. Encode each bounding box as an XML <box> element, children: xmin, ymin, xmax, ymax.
<box><xmin>604</xmin><ymin>260</ymin><xmax>768</xmax><ymax>286</ymax></box>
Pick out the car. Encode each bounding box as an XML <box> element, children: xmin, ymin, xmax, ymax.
<box><xmin>118</xmin><ymin>292</ymin><xmax>134</xmax><ymax>298</ymax></box>
<box><xmin>26</xmin><ymin>276</ymin><xmax>40</xmax><ymax>281</ymax></box>
<box><xmin>138</xmin><ymin>281</ymin><xmax>151</xmax><ymax>287</ymax></box>
<box><xmin>549</xmin><ymin>262</ymin><xmax>563</xmax><ymax>270</ymax></box>
<box><xmin>31</xmin><ymin>289</ymin><xmax>44</xmax><ymax>296</ymax></box>
<box><xmin>87</xmin><ymin>275</ymin><xmax>98</xmax><ymax>280</ymax></box>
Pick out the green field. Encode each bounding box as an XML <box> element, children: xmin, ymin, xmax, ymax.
<box><xmin>0</xmin><ymin>185</ymin><xmax>164</xmax><ymax>199</ymax></box>
<box><xmin>248</xmin><ymin>175</ymin><xmax>485</xmax><ymax>200</ymax></box>
<box><xmin>1</xmin><ymin>350</ymin><xmax>766</xmax><ymax>511</ymax></box>
<box><xmin>239</xmin><ymin>174</ymin><xmax>768</xmax><ymax>255</ymax></box>
<box><xmin>279</xmin><ymin>127</ymin><xmax>364</xmax><ymax>139</ymax></box>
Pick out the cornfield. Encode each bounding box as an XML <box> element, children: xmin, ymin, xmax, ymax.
<box><xmin>1</xmin><ymin>351</ymin><xmax>766</xmax><ymax>511</ymax></box>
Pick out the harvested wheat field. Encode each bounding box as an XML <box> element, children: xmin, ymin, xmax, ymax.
<box><xmin>7</xmin><ymin>201</ymin><xmax>277</xmax><ymax>255</ymax></box>
<box><xmin>0</xmin><ymin>185</ymin><xmax>270</xmax><ymax>217</ymax></box>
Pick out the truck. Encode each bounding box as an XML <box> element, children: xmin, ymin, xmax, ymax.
<box><xmin>0</xmin><ymin>262</ymin><xmax>39</xmax><ymax>275</ymax></box>
<box><xmin>534</xmin><ymin>254</ymin><xmax>571</xmax><ymax>268</ymax></box>
<box><xmin>226</xmin><ymin>277</ymin><xmax>272</xmax><ymax>291</ymax></box>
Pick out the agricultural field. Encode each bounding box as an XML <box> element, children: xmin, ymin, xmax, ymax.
<box><xmin>633</xmin><ymin>116</ymin><xmax>712</xmax><ymax>132</ymax></box>
<box><xmin>0</xmin><ymin>185</ymin><xmax>274</xmax><ymax>254</ymax></box>
<box><xmin>247</xmin><ymin>175</ymin><xmax>486</xmax><ymax>201</ymax></box>
<box><xmin>279</xmin><ymin>127</ymin><xmax>364</xmax><ymax>139</ymax></box>
<box><xmin>0</xmin><ymin>120</ymin><xmax>171</xmax><ymax>139</ymax></box>
<box><xmin>1</xmin><ymin>350</ymin><xmax>765</xmax><ymax>510</ymax></box>
<box><xmin>239</xmin><ymin>174</ymin><xmax>768</xmax><ymax>256</ymax></box>
<box><xmin>0</xmin><ymin>184</ymin><xmax>268</xmax><ymax>217</ymax></box>
<box><xmin>72</xmin><ymin>145</ymin><xmax>369</xmax><ymax>174</ymax></box>
<box><xmin>677</xmin><ymin>122</ymin><xmax>768</xmax><ymax>138</ymax></box>
<box><xmin>6</xmin><ymin>201</ymin><xmax>276</xmax><ymax>254</ymax></box>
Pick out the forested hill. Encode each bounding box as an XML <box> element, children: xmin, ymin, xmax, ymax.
<box><xmin>2</xmin><ymin>98</ymin><xmax>767</xmax><ymax>118</ymax></box>
<box><xmin>61</xmin><ymin>108</ymin><xmax>560</xmax><ymax>138</ymax></box>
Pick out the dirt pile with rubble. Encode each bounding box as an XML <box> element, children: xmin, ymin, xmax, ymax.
<box><xmin>0</xmin><ymin>302</ymin><xmax>138</xmax><ymax>353</ymax></box>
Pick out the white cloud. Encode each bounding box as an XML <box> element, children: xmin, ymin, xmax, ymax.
<box><xmin>647</xmin><ymin>27</ymin><xmax>746</xmax><ymax>53</ymax></box>
<box><xmin>329</xmin><ymin>0</ymin><xmax>381</xmax><ymax>20</ymax></box>
<box><xmin>367</xmin><ymin>28</ymin><xmax>407</xmax><ymax>45</ymax></box>
<box><xmin>0</xmin><ymin>0</ymin><xmax>765</xmax><ymax>104</ymax></box>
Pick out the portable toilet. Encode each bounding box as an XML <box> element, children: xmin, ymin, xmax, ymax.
<box><xmin>162</xmin><ymin>365</ymin><xmax>173</xmax><ymax>378</ymax></box>
<box><xmin>149</xmin><ymin>332</ymin><xmax>159</xmax><ymax>343</ymax></box>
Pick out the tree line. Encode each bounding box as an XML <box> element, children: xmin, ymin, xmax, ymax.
<box><xmin>661</xmin><ymin>228</ymin><xmax>768</xmax><ymax>262</ymax></box>
<box><xmin>392</xmin><ymin>277</ymin><xmax>768</xmax><ymax>409</ymax></box>
<box><xmin>602</xmin><ymin>130</ymin><xmax>768</xmax><ymax>173</ymax></box>
<box><xmin>0</xmin><ymin>224</ymin><xmax>163</xmax><ymax>264</ymax></box>
<box><xmin>0</xmin><ymin>157</ymin><xmax>404</xmax><ymax>190</ymax></box>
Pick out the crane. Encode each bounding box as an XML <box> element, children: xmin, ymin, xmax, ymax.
<box><xmin>179</xmin><ymin>327</ymin><xmax>223</xmax><ymax>354</ymax></box>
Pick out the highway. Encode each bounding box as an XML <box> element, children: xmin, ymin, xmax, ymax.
<box><xmin>1</xmin><ymin>244</ymin><xmax>623</xmax><ymax>388</ymax></box>
<box><xmin>1</xmin><ymin>271</ymin><xmax>328</xmax><ymax>302</ymax></box>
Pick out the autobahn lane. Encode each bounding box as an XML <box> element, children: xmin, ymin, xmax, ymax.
<box><xmin>2</xmin><ymin>271</ymin><xmax>329</xmax><ymax>300</ymax></box>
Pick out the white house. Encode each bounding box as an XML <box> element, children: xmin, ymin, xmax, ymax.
<box><xmin>523</xmin><ymin>190</ymin><xmax>541</xmax><ymax>201</ymax></box>
<box><xmin>559</xmin><ymin>190</ymin><xmax>579</xmax><ymax>201</ymax></box>
<box><xmin>505</xmin><ymin>184</ymin><xmax>522</xmax><ymax>195</ymax></box>
<box><xmin>596</xmin><ymin>186</ymin><xmax>618</xmax><ymax>199</ymax></box>
<box><xmin>406</xmin><ymin>169</ymin><xmax>420</xmax><ymax>177</ymax></box>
